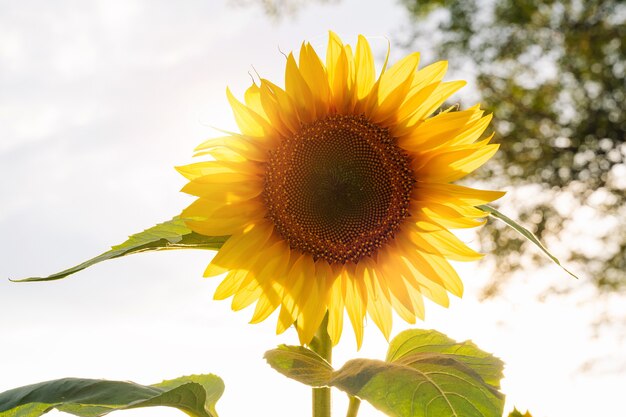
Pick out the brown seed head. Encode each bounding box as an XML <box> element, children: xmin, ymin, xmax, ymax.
<box><xmin>263</xmin><ymin>114</ymin><xmax>415</xmax><ymax>264</ymax></box>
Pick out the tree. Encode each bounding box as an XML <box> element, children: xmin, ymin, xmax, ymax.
<box><xmin>400</xmin><ymin>0</ymin><xmax>625</xmax><ymax>297</ymax></box>
<box><xmin>230</xmin><ymin>0</ymin><xmax>336</xmax><ymax>17</ymax></box>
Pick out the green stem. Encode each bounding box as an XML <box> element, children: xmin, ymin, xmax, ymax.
<box><xmin>309</xmin><ymin>313</ymin><xmax>332</xmax><ymax>417</ymax></box>
<box><xmin>346</xmin><ymin>396</ymin><xmax>361</xmax><ymax>417</ymax></box>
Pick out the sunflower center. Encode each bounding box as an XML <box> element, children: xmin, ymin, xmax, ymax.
<box><xmin>264</xmin><ymin>114</ymin><xmax>415</xmax><ymax>264</ymax></box>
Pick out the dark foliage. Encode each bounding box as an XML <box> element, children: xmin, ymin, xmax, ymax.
<box><xmin>230</xmin><ymin>0</ymin><xmax>337</xmax><ymax>18</ymax></box>
<box><xmin>400</xmin><ymin>0</ymin><xmax>625</xmax><ymax>296</ymax></box>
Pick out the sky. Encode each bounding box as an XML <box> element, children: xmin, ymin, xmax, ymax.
<box><xmin>1</xmin><ymin>1</ymin><xmax>625</xmax><ymax>416</ymax></box>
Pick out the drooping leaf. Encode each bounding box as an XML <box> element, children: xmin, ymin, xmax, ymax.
<box><xmin>478</xmin><ymin>204</ymin><xmax>579</xmax><ymax>279</ymax></box>
<box><xmin>264</xmin><ymin>345</ymin><xmax>334</xmax><ymax>387</ymax></box>
<box><xmin>0</xmin><ymin>374</ymin><xmax>224</xmax><ymax>417</ymax></box>
<box><xmin>11</xmin><ymin>217</ymin><xmax>228</xmax><ymax>282</ymax></box>
<box><xmin>265</xmin><ymin>329</ymin><xmax>505</xmax><ymax>417</ymax></box>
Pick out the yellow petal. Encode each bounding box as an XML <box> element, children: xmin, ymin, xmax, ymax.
<box><xmin>182</xmin><ymin>199</ymin><xmax>264</xmax><ymax>236</ymax></box>
<box><xmin>230</xmin><ymin>239</ymin><xmax>286</xmax><ymax>311</ymax></box>
<box><xmin>297</xmin><ymin>259</ymin><xmax>331</xmax><ymax>345</ymax></box>
<box><xmin>392</xmin><ymin>236</ymin><xmax>449</xmax><ymax>303</ymax></box>
<box><xmin>326</xmin><ymin>31</ymin><xmax>351</xmax><ymax>112</ymax></box>
<box><xmin>326</xmin><ymin>273</ymin><xmax>345</xmax><ymax>345</ymax></box>
<box><xmin>405</xmin><ymin>223</ymin><xmax>483</xmax><ymax>261</ymax></box>
<box><xmin>298</xmin><ymin>43</ymin><xmax>331</xmax><ymax>117</ymax></box>
<box><xmin>414</xmin><ymin>191</ymin><xmax>495</xmax><ymax>221</ymax></box>
<box><xmin>176</xmin><ymin>160</ymin><xmax>256</xmax><ymax>179</ymax></box>
<box><xmin>354</xmin><ymin>35</ymin><xmax>375</xmax><ymax>101</ymax></box>
<box><xmin>198</xmin><ymin>146</ymin><xmax>245</xmax><ymax>162</ymax></box>
<box><xmin>448</xmin><ymin>112</ymin><xmax>493</xmax><ymax>147</ymax></box>
<box><xmin>260</xmin><ymin>79</ymin><xmax>300</xmax><ymax>134</ymax></box>
<box><xmin>181</xmin><ymin>180</ymin><xmax>262</xmax><ymax>203</ymax></box>
<box><xmin>276</xmin><ymin>254</ymin><xmax>308</xmax><ymax>334</ymax></box>
<box><xmin>392</xmin><ymin>61</ymin><xmax>451</xmax><ymax>134</ymax></box>
<box><xmin>377</xmin><ymin>52</ymin><xmax>420</xmax><ymax>105</ymax></box>
<box><xmin>226</xmin><ymin>87</ymin><xmax>276</xmax><ymax>138</ymax></box>
<box><xmin>360</xmin><ymin>260</ymin><xmax>392</xmax><ymax>340</ymax></box>
<box><xmin>414</xmin><ymin>139</ymin><xmax>499</xmax><ymax>182</ymax></box>
<box><xmin>276</xmin><ymin>304</ymin><xmax>297</xmax><ymax>335</ymax></box>
<box><xmin>250</xmin><ymin>243</ymin><xmax>292</xmax><ymax>323</ymax></box>
<box><xmin>203</xmin><ymin>222</ymin><xmax>274</xmax><ymax>277</ymax></box>
<box><xmin>214</xmin><ymin>269</ymin><xmax>249</xmax><ymax>300</ymax></box>
<box><xmin>400</xmin><ymin>80</ymin><xmax>467</xmax><ymax>130</ymax></box>
<box><xmin>402</xmin><ymin>234</ymin><xmax>464</xmax><ymax>297</ymax></box>
<box><xmin>383</xmin><ymin>239</ymin><xmax>450</xmax><ymax>307</ymax></box>
<box><xmin>193</xmin><ymin>135</ymin><xmax>268</xmax><ymax>162</ymax></box>
<box><xmin>182</xmin><ymin>171</ymin><xmax>260</xmax><ymax>185</ymax></box>
<box><xmin>231</xmin><ymin>279</ymin><xmax>262</xmax><ymax>311</ymax></box>
<box><xmin>398</xmin><ymin>108</ymin><xmax>479</xmax><ymax>152</ymax></box>
<box><xmin>410</xmin><ymin>60</ymin><xmax>448</xmax><ymax>94</ymax></box>
<box><xmin>228</xmin><ymin>250</ymin><xmax>282</xmax><ymax>310</ymax></box>
<box><xmin>285</xmin><ymin>52</ymin><xmax>316</xmax><ymax>123</ymax></box>
<box><xmin>369</xmin><ymin>53</ymin><xmax>420</xmax><ymax>124</ymax></box>
<box><xmin>244</xmin><ymin>83</ymin><xmax>268</xmax><ymax>120</ymax></box>
<box><xmin>344</xmin><ymin>271</ymin><xmax>366</xmax><ymax>349</ymax></box>
<box><xmin>392</xmin><ymin>82</ymin><xmax>441</xmax><ymax>136</ymax></box>
<box><xmin>417</xmin><ymin>182</ymin><xmax>506</xmax><ymax>206</ymax></box>
<box><xmin>421</xmin><ymin>204</ymin><xmax>486</xmax><ymax>229</ymax></box>
<box><xmin>376</xmin><ymin>256</ymin><xmax>417</xmax><ymax>322</ymax></box>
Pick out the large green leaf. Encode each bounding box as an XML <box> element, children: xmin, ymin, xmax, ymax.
<box><xmin>478</xmin><ymin>204</ymin><xmax>579</xmax><ymax>279</ymax></box>
<box><xmin>331</xmin><ymin>357</ymin><xmax>503</xmax><ymax>417</ymax></box>
<box><xmin>12</xmin><ymin>217</ymin><xmax>228</xmax><ymax>282</ymax></box>
<box><xmin>0</xmin><ymin>375</ymin><xmax>224</xmax><ymax>417</ymax></box>
<box><xmin>265</xmin><ymin>329</ymin><xmax>505</xmax><ymax>417</ymax></box>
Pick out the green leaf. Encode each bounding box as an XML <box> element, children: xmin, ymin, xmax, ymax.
<box><xmin>508</xmin><ymin>408</ymin><xmax>533</xmax><ymax>417</ymax></box>
<box><xmin>264</xmin><ymin>345</ymin><xmax>334</xmax><ymax>387</ymax></box>
<box><xmin>386</xmin><ymin>329</ymin><xmax>503</xmax><ymax>389</ymax></box>
<box><xmin>265</xmin><ymin>330</ymin><xmax>505</xmax><ymax>417</ymax></box>
<box><xmin>478</xmin><ymin>204</ymin><xmax>579</xmax><ymax>279</ymax></box>
<box><xmin>0</xmin><ymin>375</ymin><xmax>224</xmax><ymax>417</ymax></box>
<box><xmin>330</xmin><ymin>356</ymin><xmax>503</xmax><ymax>417</ymax></box>
<box><xmin>11</xmin><ymin>217</ymin><xmax>228</xmax><ymax>282</ymax></box>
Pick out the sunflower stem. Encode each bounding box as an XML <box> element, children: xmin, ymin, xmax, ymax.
<box><xmin>309</xmin><ymin>313</ymin><xmax>332</xmax><ymax>417</ymax></box>
<box><xmin>346</xmin><ymin>396</ymin><xmax>361</xmax><ymax>417</ymax></box>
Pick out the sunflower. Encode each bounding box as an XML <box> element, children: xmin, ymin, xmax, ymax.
<box><xmin>177</xmin><ymin>32</ymin><xmax>504</xmax><ymax>348</ymax></box>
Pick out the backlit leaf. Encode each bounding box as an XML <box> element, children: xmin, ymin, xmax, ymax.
<box><xmin>478</xmin><ymin>204</ymin><xmax>579</xmax><ymax>279</ymax></box>
<box><xmin>264</xmin><ymin>345</ymin><xmax>334</xmax><ymax>387</ymax></box>
<box><xmin>387</xmin><ymin>329</ymin><xmax>503</xmax><ymax>388</ymax></box>
<box><xmin>0</xmin><ymin>374</ymin><xmax>224</xmax><ymax>417</ymax></box>
<box><xmin>11</xmin><ymin>217</ymin><xmax>228</xmax><ymax>282</ymax></box>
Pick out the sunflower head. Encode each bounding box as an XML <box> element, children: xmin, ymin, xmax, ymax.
<box><xmin>178</xmin><ymin>32</ymin><xmax>504</xmax><ymax>348</ymax></box>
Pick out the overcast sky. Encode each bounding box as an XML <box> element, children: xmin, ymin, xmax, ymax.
<box><xmin>1</xmin><ymin>1</ymin><xmax>624</xmax><ymax>417</ymax></box>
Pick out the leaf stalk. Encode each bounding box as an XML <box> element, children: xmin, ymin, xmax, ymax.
<box><xmin>346</xmin><ymin>396</ymin><xmax>360</xmax><ymax>417</ymax></box>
